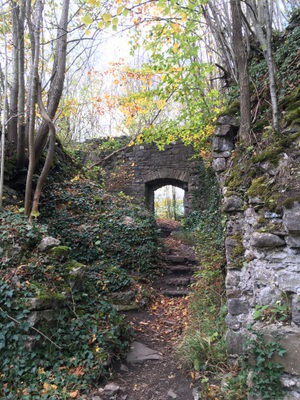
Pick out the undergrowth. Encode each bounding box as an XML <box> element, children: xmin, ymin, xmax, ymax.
<box><xmin>176</xmin><ymin>166</ymin><xmax>232</xmax><ymax>396</ymax></box>
<box><xmin>0</xmin><ymin>181</ymin><xmax>160</xmax><ymax>398</ymax></box>
<box><xmin>40</xmin><ymin>180</ymin><xmax>159</xmax><ymax>275</ymax></box>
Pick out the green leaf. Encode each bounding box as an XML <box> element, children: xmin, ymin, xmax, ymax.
<box><xmin>30</xmin><ymin>210</ymin><xmax>40</xmax><ymax>218</ymax></box>
<box><xmin>82</xmin><ymin>15</ymin><xmax>93</xmax><ymax>25</ymax></box>
<box><xmin>103</xmin><ymin>13</ymin><xmax>112</xmax><ymax>22</ymax></box>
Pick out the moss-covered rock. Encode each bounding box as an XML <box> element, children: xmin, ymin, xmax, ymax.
<box><xmin>48</xmin><ymin>245</ymin><xmax>70</xmax><ymax>261</ymax></box>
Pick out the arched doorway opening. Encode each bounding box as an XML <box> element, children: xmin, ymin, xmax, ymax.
<box><xmin>145</xmin><ymin>178</ymin><xmax>189</xmax><ymax>217</ymax></box>
<box><xmin>154</xmin><ymin>185</ymin><xmax>185</xmax><ymax>220</ymax></box>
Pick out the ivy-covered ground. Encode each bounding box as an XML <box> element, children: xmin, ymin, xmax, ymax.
<box><xmin>0</xmin><ymin>180</ymin><xmax>160</xmax><ymax>399</ymax></box>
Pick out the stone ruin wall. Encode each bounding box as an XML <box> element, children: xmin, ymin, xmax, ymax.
<box><xmin>212</xmin><ymin>116</ymin><xmax>300</xmax><ymax>398</ymax></box>
<box><xmin>86</xmin><ymin>141</ymin><xmax>203</xmax><ymax>213</ymax></box>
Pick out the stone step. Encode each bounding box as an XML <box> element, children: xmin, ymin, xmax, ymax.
<box><xmin>165</xmin><ymin>277</ymin><xmax>190</xmax><ymax>286</ymax></box>
<box><xmin>161</xmin><ymin>289</ymin><xmax>190</xmax><ymax>297</ymax></box>
<box><xmin>164</xmin><ymin>255</ymin><xmax>196</xmax><ymax>264</ymax></box>
<box><xmin>167</xmin><ymin>265</ymin><xmax>196</xmax><ymax>273</ymax></box>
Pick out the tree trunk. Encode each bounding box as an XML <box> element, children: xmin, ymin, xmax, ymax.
<box><xmin>247</xmin><ymin>0</ymin><xmax>278</xmax><ymax>131</ymax></box>
<box><xmin>17</xmin><ymin>0</ymin><xmax>26</xmax><ymax>168</ymax></box>
<box><xmin>34</xmin><ymin>0</ymin><xmax>70</xmax><ymax>164</ymax></box>
<box><xmin>0</xmin><ymin>0</ymin><xmax>8</xmax><ymax>210</ymax></box>
<box><xmin>30</xmin><ymin>79</ymin><xmax>56</xmax><ymax>220</ymax></box>
<box><xmin>230</xmin><ymin>0</ymin><xmax>251</xmax><ymax>145</ymax></box>
<box><xmin>7</xmin><ymin>2</ymin><xmax>19</xmax><ymax>146</ymax></box>
<box><xmin>24</xmin><ymin>0</ymin><xmax>44</xmax><ymax>217</ymax></box>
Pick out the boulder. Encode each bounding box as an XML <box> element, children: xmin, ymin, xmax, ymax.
<box><xmin>38</xmin><ymin>237</ymin><xmax>61</xmax><ymax>252</ymax></box>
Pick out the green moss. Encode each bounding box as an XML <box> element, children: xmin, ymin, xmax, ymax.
<box><xmin>229</xmin><ymin>233</ymin><xmax>245</xmax><ymax>269</ymax></box>
<box><xmin>64</xmin><ymin>260</ymin><xmax>85</xmax><ymax>271</ymax></box>
<box><xmin>247</xmin><ymin>176</ymin><xmax>268</xmax><ymax>198</ymax></box>
<box><xmin>286</xmin><ymin>99</ymin><xmax>300</xmax><ymax>112</ymax></box>
<box><xmin>225</xmin><ymin>174</ymin><xmax>245</xmax><ymax>191</ymax></box>
<box><xmin>38</xmin><ymin>291</ymin><xmax>66</xmax><ymax>302</ymax></box>
<box><xmin>282</xmin><ymin>198</ymin><xmax>295</xmax><ymax>209</ymax></box>
<box><xmin>286</xmin><ymin>108</ymin><xmax>300</xmax><ymax>124</ymax></box>
<box><xmin>257</xmin><ymin>216</ymin><xmax>266</xmax><ymax>225</ymax></box>
<box><xmin>280</xmin><ymin>86</ymin><xmax>300</xmax><ymax>125</ymax></box>
<box><xmin>48</xmin><ymin>246</ymin><xmax>70</xmax><ymax>260</ymax></box>
<box><xmin>219</xmin><ymin>100</ymin><xmax>240</xmax><ymax>117</ymax></box>
<box><xmin>233</xmin><ymin>241</ymin><xmax>245</xmax><ymax>258</ymax></box>
<box><xmin>252</xmin><ymin>146</ymin><xmax>283</xmax><ymax>164</ymax></box>
<box><xmin>257</xmin><ymin>223</ymin><xmax>278</xmax><ymax>234</ymax></box>
<box><xmin>253</xmin><ymin>119</ymin><xmax>269</xmax><ymax>132</ymax></box>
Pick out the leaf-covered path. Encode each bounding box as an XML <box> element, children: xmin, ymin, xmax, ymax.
<box><xmin>89</xmin><ymin>220</ymin><xmax>199</xmax><ymax>400</ymax></box>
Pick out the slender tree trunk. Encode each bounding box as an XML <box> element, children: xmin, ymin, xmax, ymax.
<box><xmin>34</xmin><ymin>0</ymin><xmax>70</xmax><ymax>164</ymax></box>
<box><xmin>30</xmin><ymin>78</ymin><xmax>56</xmax><ymax>220</ymax></box>
<box><xmin>7</xmin><ymin>2</ymin><xmax>19</xmax><ymax>146</ymax></box>
<box><xmin>247</xmin><ymin>0</ymin><xmax>279</xmax><ymax>131</ymax></box>
<box><xmin>0</xmin><ymin>0</ymin><xmax>8</xmax><ymax>210</ymax></box>
<box><xmin>17</xmin><ymin>0</ymin><xmax>26</xmax><ymax>168</ymax></box>
<box><xmin>24</xmin><ymin>0</ymin><xmax>44</xmax><ymax>217</ymax></box>
<box><xmin>230</xmin><ymin>0</ymin><xmax>251</xmax><ymax>145</ymax></box>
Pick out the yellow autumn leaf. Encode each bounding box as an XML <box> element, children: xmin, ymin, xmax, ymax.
<box><xmin>171</xmin><ymin>23</ymin><xmax>180</xmax><ymax>33</ymax></box>
<box><xmin>172</xmin><ymin>42</ymin><xmax>179</xmax><ymax>52</ymax></box>
<box><xmin>116</xmin><ymin>5</ymin><xmax>124</xmax><ymax>14</ymax></box>
<box><xmin>42</xmin><ymin>382</ymin><xmax>57</xmax><ymax>394</ymax></box>
<box><xmin>69</xmin><ymin>389</ymin><xmax>80</xmax><ymax>398</ymax></box>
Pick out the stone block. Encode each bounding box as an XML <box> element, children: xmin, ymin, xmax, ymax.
<box><xmin>223</xmin><ymin>196</ymin><xmax>243</xmax><ymax>212</ymax></box>
<box><xmin>216</xmin><ymin>115</ymin><xmax>239</xmax><ymax>127</ymax></box>
<box><xmin>214</xmin><ymin>124</ymin><xmax>233</xmax><ymax>137</ymax></box>
<box><xmin>225</xmin><ymin>270</ymin><xmax>241</xmax><ymax>287</ymax></box>
<box><xmin>286</xmin><ymin>235</ymin><xmax>300</xmax><ymax>248</ymax></box>
<box><xmin>261</xmin><ymin>325</ymin><xmax>300</xmax><ymax>375</ymax></box>
<box><xmin>277</xmin><ymin>271</ymin><xmax>300</xmax><ymax>293</ymax></box>
<box><xmin>284</xmin><ymin>203</ymin><xmax>300</xmax><ymax>234</ymax></box>
<box><xmin>255</xmin><ymin>286</ymin><xmax>280</xmax><ymax>306</ymax></box>
<box><xmin>212</xmin><ymin>137</ymin><xmax>235</xmax><ymax>152</ymax></box>
<box><xmin>225</xmin><ymin>237</ymin><xmax>238</xmax><ymax>264</ymax></box>
<box><xmin>225</xmin><ymin>314</ymin><xmax>241</xmax><ymax>331</ymax></box>
<box><xmin>292</xmin><ymin>295</ymin><xmax>300</xmax><ymax>326</ymax></box>
<box><xmin>227</xmin><ymin>298</ymin><xmax>250</xmax><ymax>315</ymax></box>
<box><xmin>212</xmin><ymin>151</ymin><xmax>231</xmax><ymax>158</ymax></box>
<box><xmin>212</xmin><ymin>157</ymin><xmax>226</xmax><ymax>172</ymax></box>
<box><xmin>250</xmin><ymin>232</ymin><xmax>286</xmax><ymax>248</ymax></box>
<box><xmin>226</xmin><ymin>329</ymin><xmax>245</xmax><ymax>355</ymax></box>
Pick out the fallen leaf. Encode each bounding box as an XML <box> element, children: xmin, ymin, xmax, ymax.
<box><xmin>69</xmin><ymin>389</ymin><xmax>80</xmax><ymax>398</ymax></box>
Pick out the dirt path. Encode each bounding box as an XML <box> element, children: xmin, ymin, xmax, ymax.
<box><xmin>89</xmin><ymin>220</ymin><xmax>200</xmax><ymax>400</ymax></box>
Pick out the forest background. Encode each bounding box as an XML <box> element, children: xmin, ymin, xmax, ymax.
<box><xmin>1</xmin><ymin>0</ymin><xmax>299</xmax><ymax>217</ymax></box>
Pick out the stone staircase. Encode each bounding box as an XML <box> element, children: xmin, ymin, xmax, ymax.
<box><xmin>157</xmin><ymin>253</ymin><xmax>197</xmax><ymax>297</ymax></box>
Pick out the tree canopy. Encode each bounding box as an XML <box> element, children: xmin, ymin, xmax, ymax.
<box><xmin>0</xmin><ymin>0</ymin><xmax>300</xmax><ymax>214</ymax></box>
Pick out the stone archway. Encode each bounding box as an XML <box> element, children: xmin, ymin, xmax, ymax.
<box><xmin>89</xmin><ymin>141</ymin><xmax>202</xmax><ymax>214</ymax></box>
<box><xmin>143</xmin><ymin>169</ymin><xmax>190</xmax><ymax>215</ymax></box>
